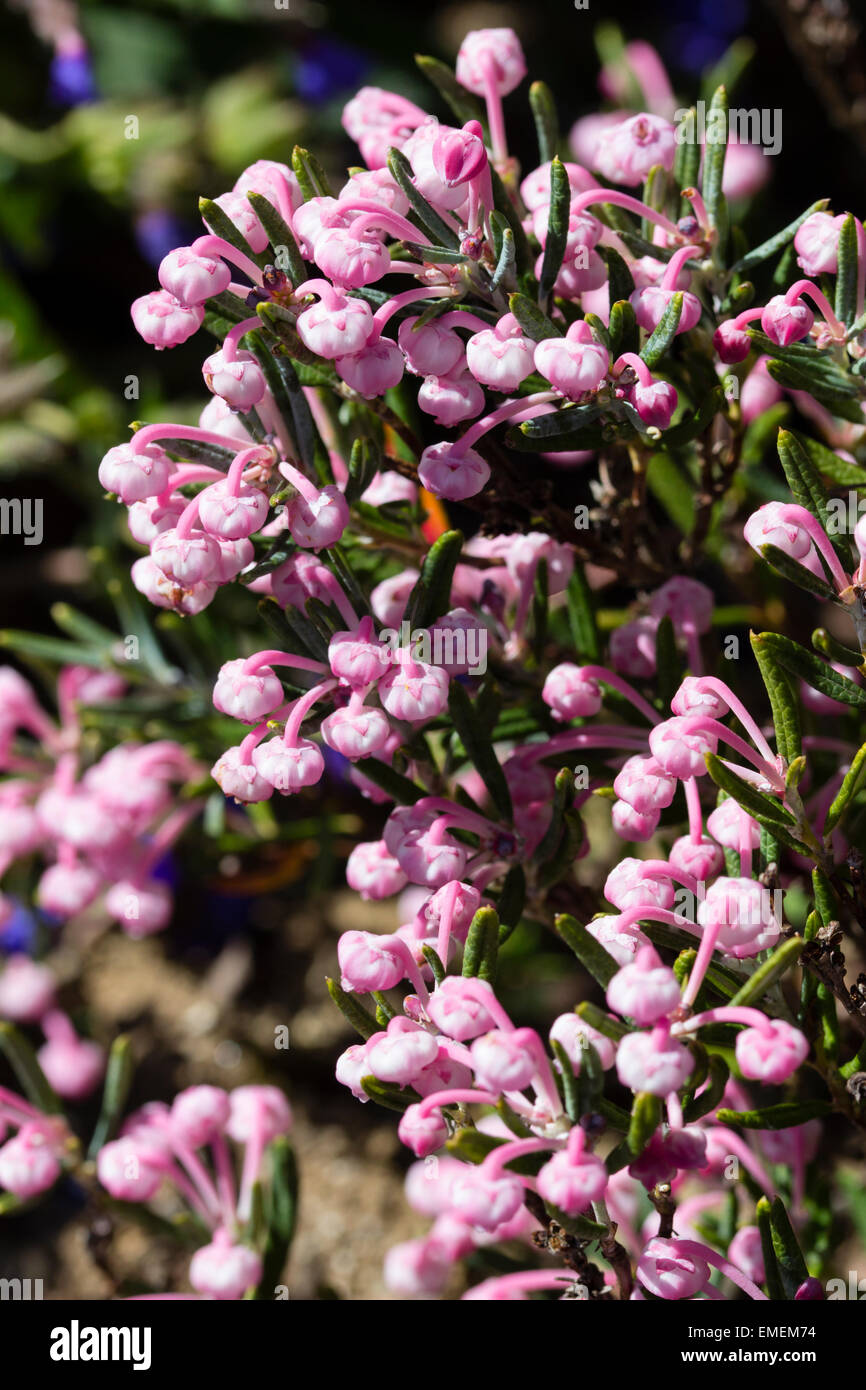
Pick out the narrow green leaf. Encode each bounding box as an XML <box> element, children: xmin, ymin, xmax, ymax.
<box><xmin>489</xmin><ymin>223</ymin><xmax>515</xmax><ymax>293</ymax></box>
<box><xmin>0</xmin><ymin>1022</ymin><xmax>61</xmax><ymax>1113</ymax></box>
<box><xmin>662</xmin><ymin>385</ymin><xmax>726</xmax><ymax>450</ymax></box>
<box><xmin>88</xmin><ymin>1035</ymin><xmax>134</xmax><ymax>1158</ymax></box>
<box><xmin>539</xmin><ymin>157</ymin><xmax>571</xmax><ymax>304</ymax></box>
<box><xmin>555</xmin><ymin>913</ymin><xmax>618</xmax><ymax>988</ymax></box>
<box><xmin>835</xmin><ymin>213</ymin><xmax>859</xmax><ymax>329</ymax></box>
<box><xmin>757</xmin><ymin>1196</ymin><xmax>786</xmax><ymax>1300</ymax></box>
<box><xmin>672</xmin><ymin>106</ymin><xmax>700</xmax><ymax>199</ymax></box>
<box><xmin>627</xmin><ymin>1091</ymin><xmax>662</xmax><ymax>1156</ymax></box>
<box><xmin>326</xmin><ymin>978</ymin><xmax>379</xmax><ymax>1040</ymax></box>
<box><xmin>361</xmin><ymin>1076</ymin><xmax>417</xmax><ymax>1112</ymax></box>
<box><xmin>199</xmin><ymin>196</ymin><xmax>268</xmax><ymax>270</ymax></box>
<box><xmin>404</xmin><ymin>529</ymin><xmax>464</xmax><ymax>629</ymax></box>
<box><xmin>757</xmin><ymin>631</ymin><xmax>866</xmax><ymax>707</ymax></box>
<box><xmin>566</xmin><ymin>566</ymin><xmax>601</xmax><ymax>661</ymax></box>
<box><xmin>777</xmin><ymin>429</ymin><xmax>839</xmax><ymax>547</ymax></box>
<box><xmin>640</xmin><ymin>291</ymin><xmax>683</xmax><ymax>368</ymax></box>
<box><xmin>715</xmin><ymin>1100</ymin><xmax>832</xmax><ymax>1129</ymax></box>
<box><xmin>750</xmin><ymin>630</ymin><xmax>803</xmax><ymax>758</ymax></box>
<box><xmin>575</xmin><ymin>1001</ymin><xmax>632</xmax><ymax>1040</ymax></box>
<box><xmin>654</xmin><ymin>615</ymin><xmax>680</xmax><ymax>709</ymax></box>
<box><xmin>462</xmin><ymin>906</ymin><xmax>500</xmax><ymax>983</ymax></box>
<box><xmin>252</xmin><ymin>1138</ymin><xmax>298</xmax><ymax>1297</ymax></box>
<box><xmin>812</xmin><ymin>627</ymin><xmax>863</xmax><ymax>666</ymax></box>
<box><xmin>731</xmin><ymin>200</ymin><xmax>829</xmax><ymax>276</ymax></box>
<box><xmin>759</xmin><ymin>544</ymin><xmax>838</xmax><ymax>601</ymax></box>
<box><xmin>421</xmin><ymin>945</ymin><xmax>446</xmax><ymax>987</ymax></box>
<box><xmin>353</xmin><ymin>758</ymin><xmax>426</xmax><ymax>806</ymax></box>
<box><xmin>683</xmin><ymin>1055</ymin><xmax>730</xmax><ymax>1123</ymax></box>
<box><xmin>345</xmin><ymin>436</ymin><xmax>379</xmax><ymax>504</ymax></box>
<box><xmin>387</xmin><ymin>147</ymin><xmax>460</xmax><ymax>249</ymax></box>
<box><xmin>826</xmin><ymin>743</ymin><xmax>866</xmax><ymax>831</ymax></box>
<box><xmin>246</xmin><ymin>192</ymin><xmax>306</xmax><ymax>286</ymax></box>
<box><xmin>291</xmin><ymin>146</ymin><xmax>333</xmax><ymax>199</ymax></box>
<box><xmin>704</xmin><ymin>752</ymin><xmax>796</xmax><ymax>828</ymax></box>
<box><xmin>0</xmin><ymin>629</ymin><xmax>108</xmax><ymax>669</ymax></box>
<box><xmin>496</xmin><ymin>865</ymin><xmax>525</xmax><ymax>935</ymax></box>
<box><xmin>729</xmin><ymin>937</ymin><xmax>805</xmax><ymax>1007</ymax></box>
<box><xmin>529</xmin><ymin>81</ymin><xmax>559</xmax><ymax>165</ymax></box>
<box><xmin>415</xmin><ymin>53</ymin><xmax>485</xmax><ymax>128</ymax></box>
<box><xmin>508</xmin><ymin>291</ymin><xmax>561</xmax><ymax>342</ymax></box>
<box><xmin>448</xmin><ymin>682</ymin><xmax>513</xmax><ymax>821</ymax></box>
<box><xmin>608</xmin><ymin>298</ymin><xmax>638</xmax><ymax>358</ymax></box>
<box><xmin>769</xmin><ymin>1196</ymin><xmax>810</xmax><ymax>1298</ymax></box>
<box><xmin>550</xmin><ymin>1039</ymin><xmax>581</xmax><ymax>1121</ymax></box>
<box><xmin>766</xmin><ymin>360</ymin><xmax>865</xmax><ymax>423</ymax></box>
<box><xmin>701</xmin><ymin>86</ymin><xmax>729</xmax><ymax>258</ymax></box>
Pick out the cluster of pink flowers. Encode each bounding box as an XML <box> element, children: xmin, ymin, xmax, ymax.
<box><xmin>20</xmin><ymin>20</ymin><xmax>864</xmax><ymax>1300</ymax></box>
<box><xmin>97</xmin><ymin>1083</ymin><xmax>291</xmax><ymax>1299</ymax></box>
<box><xmin>0</xmin><ymin>663</ymin><xmax>201</xmax><ymax>936</ymax></box>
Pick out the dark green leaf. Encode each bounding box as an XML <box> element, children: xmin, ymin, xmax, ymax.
<box><xmin>199</xmin><ymin>196</ymin><xmax>268</xmax><ymax>270</ymax></box>
<box><xmin>529</xmin><ymin>81</ymin><xmax>559</xmax><ymax>165</ymax></box>
<box><xmin>627</xmin><ymin>1091</ymin><xmax>662</xmax><ymax>1156</ymax></box>
<box><xmin>387</xmin><ymin>147</ymin><xmax>460</xmax><ymax>249</ymax></box>
<box><xmin>462</xmin><ymin>906</ymin><xmax>500</xmax><ymax>983</ymax></box>
<box><xmin>757</xmin><ymin>1196</ymin><xmax>786</xmax><ymax>1300</ymax></box>
<box><xmin>640</xmin><ymin>291</ymin><xmax>683</xmax><ymax>368</ymax></box>
<box><xmin>826</xmin><ymin>743</ymin><xmax>866</xmax><ymax>831</ymax></box>
<box><xmin>757</xmin><ymin>631</ymin><xmax>866</xmax><ymax>707</ymax></box>
<box><xmin>246</xmin><ymin>192</ymin><xmax>306</xmax><ymax>286</ymax></box>
<box><xmin>0</xmin><ymin>1022</ymin><xmax>61</xmax><ymax>1114</ymax></box>
<box><xmin>88</xmin><ymin>1035</ymin><xmax>134</xmax><ymax>1158</ymax></box>
<box><xmin>769</xmin><ymin>1196</ymin><xmax>810</xmax><ymax>1298</ymax></box>
<box><xmin>566</xmin><ymin>566</ymin><xmax>601</xmax><ymax>661</ymax></box>
<box><xmin>729</xmin><ymin>936</ymin><xmax>805</xmax><ymax>1007</ymax></box>
<box><xmin>683</xmin><ymin>1055</ymin><xmax>730</xmax><ymax>1123</ymax></box>
<box><xmin>701</xmin><ymin>85</ymin><xmax>729</xmax><ymax>258</ymax></box>
<box><xmin>704</xmin><ymin>752</ymin><xmax>795</xmax><ymax>827</ymax></box>
<box><xmin>508</xmin><ymin>291</ymin><xmax>561</xmax><ymax>342</ymax></box>
<box><xmin>252</xmin><ymin>1138</ymin><xmax>298</xmax><ymax>1298</ymax></box>
<box><xmin>448</xmin><ymin>682</ymin><xmax>513</xmax><ymax>821</ymax></box>
<box><xmin>759</xmin><ymin>544</ymin><xmax>838</xmax><ymax>601</ymax></box>
<box><xmin>750</xmin><ymin>630</ymin><xmax>803</xmax><ymax>758</ymax></box>
<box><xmin>415</xmin><ymin>53</ymin><xmax>485</xmax><ymax>129</ymax></box>
<box><xmin>555</xmin><ymin>913</ymin><xmax>618</xmax><ymax>988</ymax></box>
<box><xmin>404</xmin><ymin>529</ymin><xmax>464</xmax><ymax>629</ymax></box>
<box><xmin>291</xmin><ymin>145</ymin><xmax>333</xmax><ymax>199</ymax></box>
<box><xmin>715</xmin><ymin>1100</ymin><xmax>832</xmax><ymax>1129</ymax></box>
<box><xmin>326</xmin><ymin>978</ymin><xmax>379</xmax><ymax>1040</ymax></box>
<box><xmin>730</xmin><ymin>200</ymin><xmax>829</xmax><ymax>276</ymax></box>
<box><xmin>539</xmin><ymin>158</ymin><xmax>571</xmax><ymax>304</ymax></box>
<box><xmin>835</xmin><ymin>213</ymin><xmax>859</xmax><ymax>329</ymax></box>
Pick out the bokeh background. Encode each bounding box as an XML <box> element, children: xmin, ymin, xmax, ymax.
<box><xmin>2</xmin><ymin>0</ymin><xmax>866</xmax><ymax>1298</ymax></box>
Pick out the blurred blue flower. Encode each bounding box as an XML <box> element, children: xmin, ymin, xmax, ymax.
<box><xmin>663</xmin><ymin>0</ymin><xmax>750</xmax><ymax>75</ymax></box>
<box><xmin>294</xmin><ymin>35</ymin><xmax>369</xmax><ymax>105</ymax></box>
<box><xmin>49</xmin><ymin>49</ymin><xmax>97</xmax><ymax>107</ymax></box>
<box><xmin>0</xmin><ymin>900</ymin><xmax>37</xmax><ymax>954</ymax></box>
<box><xmin>135</xmin><ymin>210</ymin><xmax>195</xmax><ymax>269</ymax></box>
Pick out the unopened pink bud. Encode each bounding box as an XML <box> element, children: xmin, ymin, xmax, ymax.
<box><xmin>189</xmin><ymin>1229</ymin><xmax>263</xmax><ymax>1300</ymax></box>
<box><xmin>418</xmin><ymin>441</ymin><xmax>490</xmax><ymax>501</ymax></box>
<box><xmin>760</xmin><ymin>294</ymin><xmax>814</xmax><ymax>346</ymax></box>
<box><xmin>735</xmin><ymin>1019</ymin><xmax>809</xmax><ymax>1083</ymax></box>
<box><xmin>131</xmin><ymin>290</ymin><xmax>203</xmax><ymax>349</ymax></box>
